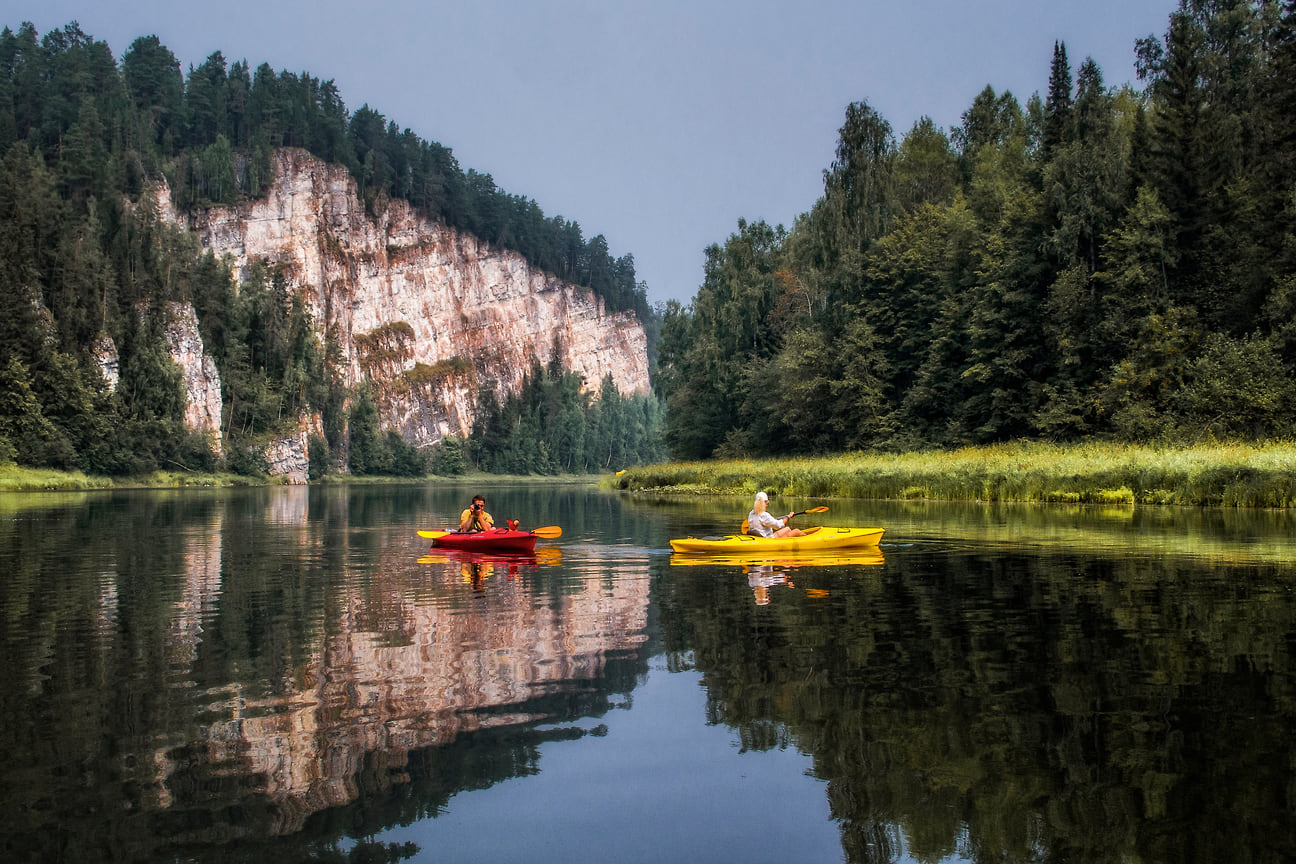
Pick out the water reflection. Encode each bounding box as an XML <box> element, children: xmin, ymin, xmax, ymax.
<box><xmin>0</xmin><ymin>485</ymin><xmax>650</xmax><ymax>863</ymax></box>
<box><xmin>656</xmin><ymin>543</ymin><xmax>1296</xmax><ymax>863</ymax></box>
<box><xmin>417</xmin><ymin>547</ymin><xmax>564</xmax><ymax>589</ymax></box>
<box><xmin>1</xmin><ymin>485</ymin><xmax>1295</xmax><ymax>863</ymax></box>
<box><xmin>744</xmin><ymin>564</ymin><xmax>789</xmax><ymax>606</ymax></box>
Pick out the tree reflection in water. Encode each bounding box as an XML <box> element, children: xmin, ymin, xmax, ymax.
<box><xmin>1</xmin><ymin>486</ymin><xmax>1294</xmax><ymax>863</ymax></box>
<box><xmin>657</xmin><ymin>548</ymin><xmax>1296</xmax><ymax>863</ymax></box>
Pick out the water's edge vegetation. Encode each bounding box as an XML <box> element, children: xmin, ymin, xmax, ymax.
<box><xmin>6</xmin><ymin>442</ymin><xmax>1294</xmax><ymax>509</ymax></box>
<box><xmin>606</xmin><ymin>442</ymin><xmax>1296</xmax><ymax>509</ymax></box>
<box><xmin>0</xmin><ymin>464</ymin><xmax>604</xmax><ymax>493</ymax></box>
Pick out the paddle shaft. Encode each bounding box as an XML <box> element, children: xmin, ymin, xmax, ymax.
<box><xmin>789</xmin><ymin>506</ymin><xmax>828</xmax><ymax>519</ymax></box>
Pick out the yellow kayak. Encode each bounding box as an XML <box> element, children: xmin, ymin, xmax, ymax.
<box><xmin>669</xmin><ymin>526</ymin><xmax>884</xmax><ymax>554</ymax></box>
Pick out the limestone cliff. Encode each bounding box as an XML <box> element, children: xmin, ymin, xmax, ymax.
<box><xmin>91</xmin><ymin>303</ymin><xmax>224</xmax><ymax>458</ymax></box>
<box><xmin>162</xmin><ymin>303</ymin><xmax>224</xmax><ymax>457</ymax></box>
<box><xmin>182</xmin><ymin>148</ymin><xmax>650</xmax><ymax>448</ymax></box>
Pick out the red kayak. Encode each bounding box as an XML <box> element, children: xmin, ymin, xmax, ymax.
<box><xmin>420</xmin><ymin>528</ymin><xmax>539</xmax><ymax>553</ymax></box>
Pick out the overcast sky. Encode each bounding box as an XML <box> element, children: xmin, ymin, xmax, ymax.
<box><xmin>6</xmin><ymin>0</ymin><xmax>1177</xmax><ymax>305</ymax></box>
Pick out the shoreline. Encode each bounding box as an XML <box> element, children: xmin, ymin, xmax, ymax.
<box><xmin>6</xmin><ymin>440</ymin><xmax>1295</xmax><ymax>508</ymax></box>
<box><xmin>0</xmin><ymin>466</ymin><xmax>603</xmax><ymax>494</ymax></box>
<box><xmin>604</xmin><ymin>441</ymin><xmax>1296</xmax><ymax>509</ymax></box>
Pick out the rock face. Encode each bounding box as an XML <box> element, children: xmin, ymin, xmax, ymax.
<box><xmin>261</xmin><ymin>429</ymin><xmax>310</xmax><ymax>484</ymax></box>
<box><xmin>162</xmin><ymin>302</ymin><xmax>224</xmax><ymax>457</ymax></box>
<box><xmin>92</xmin><ymin>304</ymin><xmax>225</xmax><ymax>459</ymax></box>
<box><xmin>92</xmin><ymin>333</ymin><xmax>119</xmax><ymax>391</ymax></box>
<box><xmin>183</xmin><ymin>148</ymin><xmax>650</xmax><ymax>448</ymax></box>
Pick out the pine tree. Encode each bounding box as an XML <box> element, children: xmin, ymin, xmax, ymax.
<box><xmin>1042</xmin><ymin>41</ymin><xmax>1073</xmax><ymax>160</ymax></box>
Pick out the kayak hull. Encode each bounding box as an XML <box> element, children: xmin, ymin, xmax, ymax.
<box><xmin>669</xmin><ymin>527</ymin><xmax>884</xmax><ymax>554</ymax></box>
<box><xmin>670</xmin><ymin>549</ymin><xmax>885</xmax><ymax>568</ymax></box>
<box><xmin>431</xmin><ymin>529</ymin><xmax>538</xmax><ymax>553</ymax></box>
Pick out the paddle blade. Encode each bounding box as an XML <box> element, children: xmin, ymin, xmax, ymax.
<box><xmin>529</xmin><ymin>525</ymin><xmax>562</xmax><ymax>538</ymax></box>
<box><xmin>417</xmin><ymin>530</ymin><xmax>449</xmax><ymax>539</ymax></box>
<box><xmin>740</xmin><ymin>519</ymin><xmax>750</xmax><ymax>534</ymax></box>
<box><xmin>804</xmin><ymin>506</ymin><xmax>830</xmax><ymax>514</ymax></box>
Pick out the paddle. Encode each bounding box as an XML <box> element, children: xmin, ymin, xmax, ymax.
<box><xmin>741</xmin><ymin>505</ymin><xmax>828</xmax><ymax>534</ymax></box>
<box><xmin>792</xmin><ymin>506</ymin><xmax>830</xmax><ymax>518</ymax></box>
<box><xmin>419</xmin><ymin>525</ymin><xmax>562</xmax><ymax>539</ymax></box>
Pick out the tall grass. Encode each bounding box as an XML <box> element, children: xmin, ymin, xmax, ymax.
<box><xmin>607</xmin><ymin>441</ymin><xmax>1296</xmax><ymax>508</ymax></box>
<box><xmin>0</xmin><ymin>465</ymin><xmax>114</xmax><ymax>492</ymax></box>
<box><xmin>0</xmin><ymin>464</ymin><xmax>273</xmax><ymax>492</ymax></box>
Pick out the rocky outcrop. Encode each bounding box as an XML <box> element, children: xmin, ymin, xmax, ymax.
<box><xmin>91</xmin><ymin>305</ymin><xmax>225</xmax><ymax>459</ymax></box>
<box><xmin>162</xmin><ymin>302</ymin><xmax>224</xmax><ymax>456</ymax></box>
<box><xmin>261</xmin><ymin>428</ymin><xmax>310</xmax><ymax>484</ymax></box>
<box><xmin>92</xmin><ymin>333</ymin><xmax>119</xmax><ymax>391</ymax></box>
<box><xmin>184</xmin><ymin>148</ymin><xmax>650</xmax><ymax>448</ymax></box>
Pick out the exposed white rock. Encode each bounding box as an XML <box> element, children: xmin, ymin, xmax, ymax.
<box><xmin>187</xmin><ymin>148</ymin><xmax>650</xmax><ymax>447</ymax></box>
<box><xmin>262</xmin><ymin>429</ymin><xmax>309</xmax><ymax>485</ymax></box>
<box><xmin>93</xmin><ymin>333</ymin><xmax>119</xmax><ymax>391</ymax></box>
<box><xmin>162</xmin><ymin>302</ymin><xmax>224</xmax><ymax>457</ymax></box>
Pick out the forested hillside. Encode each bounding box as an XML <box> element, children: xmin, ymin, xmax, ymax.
<box><xmin>659</xmin><ymin>0</ymin><xmax>1296</xmax><ymax>459</ymax></box>
<box><xmin>0</xmin><ymin>20</ymin><xmax>660</xmax><ymax>476</ymax></box>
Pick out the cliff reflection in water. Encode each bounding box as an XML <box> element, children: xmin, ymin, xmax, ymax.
<box><xmin>5</xmin><ymin>487</ymin><xmax>1296</xmax><ymax>864</ymax></box>
<box><xmin>0</xmin><ymin>487</ymin><xmax>649</xmax><ymax>862</ymax></box>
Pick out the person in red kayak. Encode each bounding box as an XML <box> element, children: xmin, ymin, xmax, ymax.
<box><xmin>459</xmin><ymin>495</ymin><xmax>494</xmax><ymax>532</ymax></box>
<box><xmin>746</xmin><ymin>491</ymin><xmax>805</xmax><ymax>538</ymax></box>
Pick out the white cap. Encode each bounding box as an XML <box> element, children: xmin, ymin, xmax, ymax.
<box><xmin>754</xmin><ymin>491</ymin><xmax>768</xmax><ymax>502</ymax></box>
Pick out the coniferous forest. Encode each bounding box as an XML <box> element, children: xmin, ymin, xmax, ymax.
<box><xmin>658</xmin><ymin>0</ymin><xmax>1296</xmax><ymax>459</ymax></box>
<box><xmin>0</xmin><ymin>20</ymin><xmax>660</xmax><ymax>477</ymax></box>
<box><xmin>5</xmin><ymin>2</ymin><xmax>1296</xmax><ymax>479</ymax></box>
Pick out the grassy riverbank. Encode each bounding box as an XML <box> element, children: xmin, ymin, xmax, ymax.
<box><xmin>0</xmin><ymin>463</ymin><xmax>604</xmax><ymax>493</ymax></box>
<box><xmin>0</xmin><ymin>464</ymin><xmax>277</xmax><ymax>492</ymax></box>
<box><xmin>606</xmin><ymin>441</ymin><xmax>1296</xmax><ymax>508</ymax></box>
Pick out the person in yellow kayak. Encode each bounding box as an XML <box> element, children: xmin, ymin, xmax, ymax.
<box><xmin>459</xmin><ymin>495</ymin><xmax>494</xmax><ymax>532</ymax></box>
<box><xmin>747</xmin><ymin>491</ymin><xmax>806</xmax><ymax>538</ymax></box>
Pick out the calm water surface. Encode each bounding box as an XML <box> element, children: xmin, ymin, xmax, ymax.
<box><xmin>1</xmin><ymin>483</ymin><xmax>1294</xmax><ymax>863</ymax></box>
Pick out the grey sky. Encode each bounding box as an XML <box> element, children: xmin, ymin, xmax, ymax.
<box><xmin>5</xmin><ymin>1</ymin><xmax>1177</xmax><ymax>305</ymax></box>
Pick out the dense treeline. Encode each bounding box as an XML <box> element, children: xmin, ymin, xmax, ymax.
<box><xmin>0</xmin><ymin>20</ymin><xmax>652</xmax><ymax>476</ymax></box>
<box><xmin>467</xmin><ymin>359</ymin><xmax>668</xmax><ymax>475</ymax></box>
<box><xmin>1</xmin><ymin>21</ymin><xmax>648</xmax><ymax>318</ymax></box>
<box><xmin>659</xmin><ymin>0</ymin><xmax>1296</xmax><ymax>459</ymax></box>
<box><xmin>326</xmin><ymin>362</ymin><xmax>668</xmax><ymax>478</ymax></box>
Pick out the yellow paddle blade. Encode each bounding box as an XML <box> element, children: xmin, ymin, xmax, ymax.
<box><xmin>740</xmin><ymin>519</ymin><xmax>749</xmax><ymax>534</ymax></box>
<box><xmin>418</xmin><ymin>530</ymin><xmax>450</xmax><ymax>539</ymax></box>
<box><xmin>529</xmin><ymin>525</ymin><xmax>562</xmax><ymax>538</ymax></box>
<box><xmin>802</xmin><ymin>506</ymin><xmax>830</xmax><ymax>514</ymax></box>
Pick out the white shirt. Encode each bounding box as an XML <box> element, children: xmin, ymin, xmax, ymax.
<box><xmin>746</xmin><ymin>509</ymin><xmax>785</xmax><ymax>537</ymax></box>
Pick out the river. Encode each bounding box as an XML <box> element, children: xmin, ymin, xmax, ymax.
<box><xmin>1</xmin><ymin>482</ymin><xmax>1293</xmax><ymax>863</ymax></box>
